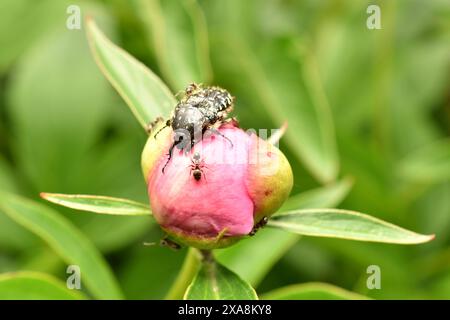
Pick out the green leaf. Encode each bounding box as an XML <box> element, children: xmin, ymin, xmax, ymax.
<box><xmin>86</xmin><ymin>18</ymin><xmax>176</xmax><ymax>128</ymax></box>
<box><xmin>41</xmin><ymin>193</ymin><xmax>152</xmax><ymax>216</ymax></box>
<box><xmin>136</xmin><ymin>0</ymin><xmax>212</xmax><ymax>90</ymax></box>
<box><xmin>279</xmin><ymin>177</ymin><xmax>353</xmax><ymax>213</ymax></box>
<box><xmin>185</xmin><ymin>258</ymin><xmax>257</xmax><ymax>300</ymax></box>
<box><xmin>217</xmin><ymin>179</ymin><xmax>352</xmax><ymax>286</ymax></box>
<box><xmin>0</xmin><ymin>192</ymin><xmax>124</xmax><ymax>299</ymax></box>
<box><xmin>268</xmin><ymin>209</ymin><xmax>434</xmax><ymax>244</ymax></box>
<box><xmin>261</xmin><ymin>282</ymin><xmax>369</xmax><ymax>300</ymax></box>
<box><xmin>0</xmin><ymin>157</ymin><xmax>38</xmax><ymax>250</ymax></box>
<box><xmin>39</xmin><ymin>193</ymin><xmax>153</xmax><ymax>252</ymax></box>
<box><xmin>397</xmin><ymin>138</ymin><xmax>450</xmax><ymax>184</ymax></box>
<box><xmin>0</xmin><ymin>271</ymin><xmax>87</xmax><ymax>300</ymax></box>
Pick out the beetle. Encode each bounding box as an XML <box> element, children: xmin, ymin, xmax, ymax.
<box><xmin>189</xmin><ymin>152</ymin><xmax>207</xmax><ymax>181</ymax></box>
<box><xmin>155</xmin><ymin>83</ymin><xmax>235</xmax><ymax>173</ymax></box>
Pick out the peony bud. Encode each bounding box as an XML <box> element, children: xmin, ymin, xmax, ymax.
<box><xmin>141</xmin><ymin>120</ymin><xmax>293</xmax><ymax>249</ymax></box>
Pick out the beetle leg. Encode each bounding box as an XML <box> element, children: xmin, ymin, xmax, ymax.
<box><xmin>162</xmin><ymin>136</ymin><xmax>183</xmax><ymax>173</ymax></box>
<box><xmin>154</xmin><ymin>119</ymin><xmax>171</xmax><ymax>139</ymax></box>
<box><xmin>207</xmin><ymin>127</ymin><xmax>233</xmax><ymax>148</ymax></box>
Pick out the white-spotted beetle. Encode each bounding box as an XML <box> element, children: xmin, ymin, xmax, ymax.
<box><xmin>155</xmin><ymin>83</ymin><xmax>235</xmax><ymax>173</ymax></box>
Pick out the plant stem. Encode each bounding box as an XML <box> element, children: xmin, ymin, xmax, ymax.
<box><xmin>165</xmin><ymin>247</ymin><xmax>201</xmax><ymax>300</ymax></box>
<box><xmin>199</xmin><ymin>249</ymin><xmax>214</xmax><ymax>263</ymax></box>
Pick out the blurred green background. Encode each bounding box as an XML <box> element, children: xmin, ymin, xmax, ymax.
<box><xmin>0</xmin><ymin>0</ymin><xmax>449</xmax><ymax>299</ymax></box>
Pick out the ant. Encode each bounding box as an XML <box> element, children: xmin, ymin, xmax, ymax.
<box><xmin>143</xmin><ymin>237</ymin><xmax>181</xmax><ymax>251</ymax></box>
<box><xmin>248</xmin><ymin>216</ymin><xmax>269</xmax><ymax>236</ymax></box>
<box><xmin>190</xmin><ymin>152</ymin><xmax>207</xmax><ymax>181</ymax></box>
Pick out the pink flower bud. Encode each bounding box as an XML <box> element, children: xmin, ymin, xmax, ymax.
<box><xmin>141</xmin><ymin>121</ymin><xmax>293</xmax><ymax>249</ymax></box>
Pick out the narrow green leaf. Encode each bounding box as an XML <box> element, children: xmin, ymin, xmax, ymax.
<box><xmin>0</xmin><ymin>272</ymin><xmax>87</xmax><ymax>300</ymax></box>
<box><xmin>0</xmin><ymin>192</ymin><xmax>124</xmax><ymax>299</ymax></box>
<box><xmin>261</xmin><ymin>282</ymin><xmax>369</xmax><ymax>300</ymax></box>
<box><xmin>41</xmin><ymin>193</ymin><xmax>152</xmax><ymax>216</ymax></box>
<box><xmin>86</xmin><ymin>18</ymin><xmax>176</xmax><ymax>128</ymax></box>
<box><xmin>137</xmin><ymin>0</ymin><xmax>212</xmax><ymax>90</ymax></box>
<box><xmin>0</xmin><ymin>157</ymin><xmax>38</xmax><ymax>250</ymax></box>
<box><xmin>268</xmin><ymin>209</ymin><xmax>434</xmax><ymax>244</ymax></box>
<box><xmin>279</xmin><ymin>177</ymin><xmax>353</xmax><ymax>213</ymax></box>
<box><xmin>217</xmin><ymin>179</ymin><xmax>352</xmax><ymax>286</ymax></box>
<box><xmin>185</xmin><ymin>259</ymin><xmax>258</xmax><ymax>300</ymax></box>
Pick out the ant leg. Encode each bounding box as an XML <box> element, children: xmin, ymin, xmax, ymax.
<box><xmin>208</xmin><ymin>127</ymin><xmax>233</xmax><ymax>148</ymax></box>
<box><xmin>188</xmin><ymin>164</ymin><xmax>194</xmax><ymax>176</ymax></box>
<box><xmin>201</xmin><ymin>161</ymin><xmax>208</xmax><ymax>181</ymax></box>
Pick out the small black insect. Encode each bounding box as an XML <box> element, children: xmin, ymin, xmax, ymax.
<box><xmin>160</xmin><ymin>237</ymin><xmax>181</xmax><ymax>250</ymax></box>
<box><xmin>190</xmin><ymin>152</ymin><xmax>206</xmax><ymax>181</ymax></box>
<box><xmin>249</xmin><ymin>216</ymin><xmax>269</xmax><ymax>236</ymax></box>
<box><xmin>155</xmin><ymin>83</ymin><xmax>235</xmax><ymax>173</ymax></box>
<box><xmin>143</xmin><ymin>237</ymin><xmax>181</xmax><ymax>251</ymax></box>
